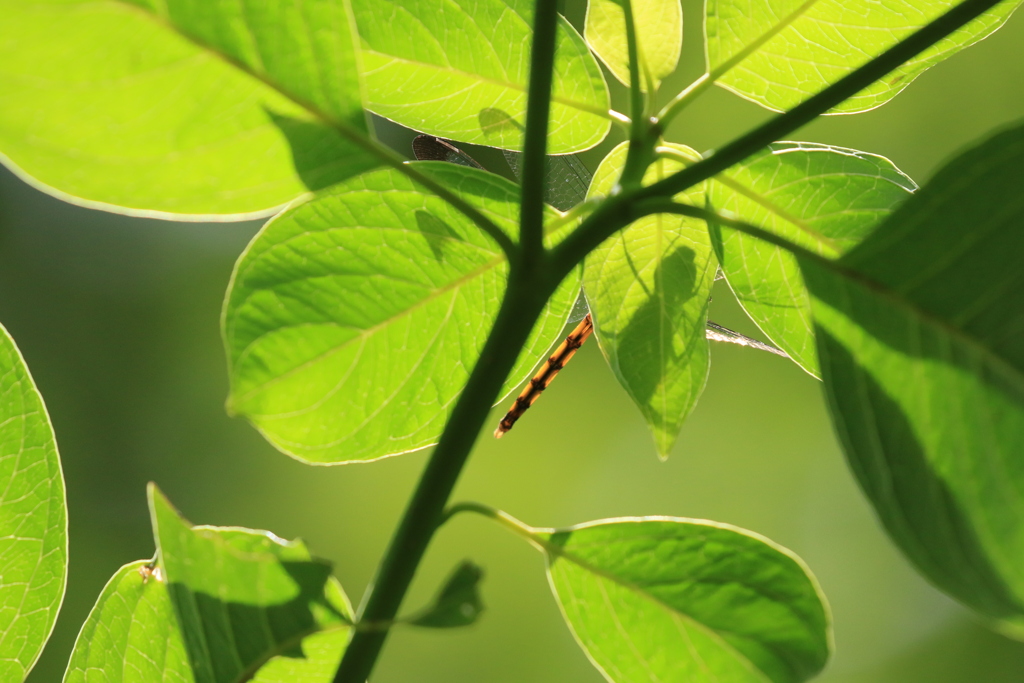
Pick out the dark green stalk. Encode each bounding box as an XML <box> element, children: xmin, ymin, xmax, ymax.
<box><xmin>622</xmin><ymin>0</ymin><xmax>645</xmax><ymax>124</ymax></box>
<box><xmin>634</xmin><ymin>199</ymin><xmax>821</xmax><ymax>262</ymax></box>
<box><xmin>331</xmin><ymin>269</ymin><xmax>558</xmax><ymax>683</ymax></box>
<box><xmin>518</xmin><ymin>0</ymin><xmax>561</xmax><ymax>261</ymax></box>
<box><xmin>553</xmin><ymin>0</ymin><xmax>1009</xmax><ymax>268</ymax></box>
<box><xmin>615</xmin><ymin>0</ymin><xmax>657</xmax><ymax>192</ymax></box>
<box><xmin>333</xmin><ymin>1</ymin><xmax>1008</xmax><ymax>680</ymax></box>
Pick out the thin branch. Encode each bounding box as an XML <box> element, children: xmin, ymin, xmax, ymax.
<box><xmin>519</xmin><ymin>0</ymin><xmax>562</xmax><ymax>261</ymax></box>
<box><xmin>330</xmin><ymin>273</ymin><xmax>560</xmax><ymax>683</ymax></box>
<box><xmin>552</xmin><ymin>0</ymin><xmax>1010</xmax><ymax>276</ymax></box>
<box><xmin>657</xmin><ymin>0</ymin><xmax>826</xmax><ymax>125</ymax></box>
<box><xmin>634</xmin><ymin>199</ymin><xmax>824</xmax><ymax>263</ymax></box>
<box><xmin>643</xmin><ymin>0</ymin><xmax>1009</xmax><ymax>201</ymax></box>
<box><xmin>622</xmin><ymin>0</ymin><xmax>645</xmax><ymax>124</ymax></box>
<box><xmin>655</xmin><ymin>145</ymin><xmax>842</xmax><ymax>255</ymax></box>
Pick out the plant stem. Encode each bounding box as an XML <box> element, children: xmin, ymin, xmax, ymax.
<box><xmin>553</xmin><ymin>0</ymin><xmax>1010</xmax><ymax>268</ymax></box>
<box><xmin>519</xmin><ymin>0</ymin><xmax>560</xmax><ymax>261</ymax></box>
<box><xmin>621</xmin><ymin>0</ymin><xmax>645</xmax><ymax>123</ymax></box>
<box><xmin>635</xmin><ymin>199</ymin><xmax>821</xmax><ymax>262</ymax></box>
<box><xmin>331</xmin><ymin>267</ymin><xmax>559</xmax><ymax>683</ymax></box>
<box><xmin>656</xmin><ymin>0</ymin><xmax>825</xmax><ymax>125</ymax></box>
<box><xmin>443</xmin><ymin>501</ymin><xmax>540</xmax><ymax>545</ymax></box>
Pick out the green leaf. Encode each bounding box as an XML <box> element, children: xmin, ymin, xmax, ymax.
<box><xmin>65</xmin><ymin>490</ymin><xmax>353</xmax><ymax>683</ymax></box>
<box><xmin>710</xmin><ymin>142</ymin><xmax>916</xmax><ymax>377</ymax></box>
<box><xmin>541</xmin><ymin>517</ymin><xmax>831</xmax><ymax>683</ymax></box>
<box><xmin>0</xmin><ymin>323</ymin><xmax>66</xmax><ymax>682</ymax></box>
<box><xmin>223</xmin><ymin>162</ymin><xmax>580</xmax><ymax>463</ymax></box>
<box><xmin>149</xmin><ymin>483</ymin><xmax>352</xmax><ymax>682</ymax></box>
<box><xmin>585</xmin><ymin>0</ymin><xmax>683</xmax><ymax>91</ymax></box>
<box><xmin>800</xmin><ymin>122</ymin><xmax>1024</xmax><ymax>634</ymax></box>
<box><xmin>706</xmin><ymin>0</ymin><xmax>1022</xmax><ymax>113</ymax></box>
<box><xmin>0</xmin><ymin>0</ymin><xmax>379</xmax><ymax>218</ymax></box>
<box><xmin>351</xmin><ymin>0</ymin><xmax>610</xmax><ymax>154</ymax></box>
<box><xmin>64</xmin><ymin>561</ymin><xmax>193</xmax><ymax>683</ymax></box>
<box><xmin>409</xmin><ymin>561</ymin><xmax>484</xmax><ymax>628</ymax></box>
<box><xmin>584</xmin><ymin>143</ymin><xmax>716</xmax><ymax>457</ymax></box>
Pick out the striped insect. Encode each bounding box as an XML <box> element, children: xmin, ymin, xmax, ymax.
<box><xmin>411</xmin><ymin>136</ymin><xmax>787</xmax><ymax>438</ymax></box>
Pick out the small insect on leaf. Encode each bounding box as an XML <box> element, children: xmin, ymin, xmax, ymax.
<box><xmin>137</xmin><ymin>562</ymin><xmax>163</xmax><ymax>583</ymax></box>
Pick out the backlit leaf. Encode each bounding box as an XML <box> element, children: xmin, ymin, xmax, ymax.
<box><xmin>710</xmin><ymin>142</ymin><xmax>915</xmax><ymax>376</ymax></box>
<box><xmin>65</xmin><ymin>488</ymin><xmax>353</xmax><ymax>683</ymax></box>
<box><xmin>64</xmin><ymin>561</ymin><xmax>192</xmax><ymax>683</ymax></box>
<box><xmin>541</xmin><ymin>517</ymin><xmax>831</xmax><ymax>683</ymax></box>
<box><xmin>706</xmin><ymin>0</ymin><xmax>1022</xmax><ymax>113</ymax></box>
<box><xmin>585</xmin><ymin>0</ymin><xmax>683</xmax><ymax>90</ymax></box>
<box><xmin>801</xmin><ymin>122</ymin><xmax>1024</xmax><ymax>634</ymax></box>
<box><xmin>584</xmin><ymin>143</ymin><xmax>716</xmax><ymax>457</ymax></box>
<box><xmin>223</xmin><ymin>162</ymin><xmax>580</xmax><ymax>463</ymax></box>
<box><xmin>0</xmin><ymin>0</ymin><xmax>378</xmax><ymax>218</ymax></box>
<box><xmin>151</xmin><ymin>484</ymin><xmax>352</xmax><ymax>682</ymax></box>
<box><xmin>0</xmin><ymin>324</ymin><xmax>66</xmax><ymax>682</ymax></box>
<box><xmin>352</xmin><ymin>0</ymin><xmax>611</xmax><ymax>153</ymax></box>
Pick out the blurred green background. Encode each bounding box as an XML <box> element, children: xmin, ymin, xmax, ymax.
<box><xmin>3</xmin><ymin>2</ymin><xmax>1024</xmax><ymax>681</ymax></box>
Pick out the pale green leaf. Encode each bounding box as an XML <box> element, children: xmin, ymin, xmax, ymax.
<box><xmin>223</xmin><ymin>162</ymin><xmax>580</xmax><ymax>463</ymax></box>
<box><xmin>710</xmin><ymin>142</ymin><xmax>915</xmax><ymax>377</ymax></box>
<box><xmin>800</xmin><ymin>122</ymin><xmax>1024</xmax><ymax>634</ymax></box>
<box><xmin>64</xmin><ymin>488</ymin><xmax>352</xmax><ymax>682</ymax></box>
<box><xmin>585</xmin><ymin>0</ymin><xmax>683</xmax><ymax>90</ymax></box>
<box><xmin>352</xmin><ymin>0</ymin><xmax>611</xmax><ymax>153</ymax></box>
<box><xmin>149</xmin><ymin>484</ymin><xmax>352</xmax><ymax>682</ymax></box>
<box><xmin>0</xmin><ymin>324</ymin><xmax>66</xmax><ymax>682</ymax></box>
<box><xmin>706</xmin><ymin>0</ymin><xmax>1022</xmax><ymax>113</ymax></box>
<box><xmin>542</xmin><ymin>517</ymin><xmax>831</xmax><ymax>683</ymax></box>
<box><xmin>0</xmin><ymin>0</ymin><xmax>378</xmax><ymax>218</ymax></box>
<box><xmin>409</xmin><ymin>561</ymin><xmax>484</xmax><ymax>628</ymax></box>
<box><xmin>63</xmin><ymin>561</ymin><xmax>193</xmax><ymax>683</ymax></box>
<box><xmin>584</xmin><ymin>143</ymin><xmax>716</xmax><ymax>457</ymax></box>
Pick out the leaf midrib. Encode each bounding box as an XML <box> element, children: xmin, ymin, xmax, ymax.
<box><xmin>111</xmin><ymin>0</ymin><xmax>375</xmax><ymax>159</ymax></box>
<box><xmin>806</xmin><ymin>254</ymin><xmax>1024</xmax><ymax>397</ymax></box>
<box><xmin>230</xmin><ymin>243</ymin><xmax>506</xmax><ymax>407</ymax></box>
<box><xmin>540</xmin><ymin>533</ymin><xmax>807</xmax><ymax>683</ymax></box>
<box><xmin>361</xmin><ymin>50</ymin><xmax>613</xmax><ymax>121</ymax></box>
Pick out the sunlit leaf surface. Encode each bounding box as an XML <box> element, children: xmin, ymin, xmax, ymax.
<box><xmin>706</xmin><ymin>0</ymin><xmax>1022</xmax><ymax>113</ymax></box>
<box><xmin>585</xmin><ymin>143</ymin><xmax>716</xmax><ymax>457</ymax></box>
<box><xmin>352</xmin><ymin>0</ymin><xmax>610</xmax><ymax>153</ymax></box>
<box><xmin>224</xmin><ymin>162</ymin><xmax>579</xmax><ymax>463</ymax></box>
<box><xmin>710</xmin><ymin>142</ymin><xmax>915</xmax><ymax>376</ymax></box>
<box><xmin>803</xmin><ymin>123</ymin><xmax>1024</xmax><ymax>634</ymax></box>
<box><xmin>65</xmin><ymin>488</ymin><xmax>353</xmax><ymax>682</ymax></box>
<box><xmin>63</xmin><ymin>561</ymin><xmax>193</xmax><ymax>683</ymax></box>
<box><xmin>585</xmin><ymin>0</ymin><xmax>683</xmax><ymax>90</ymax></box>
<box><xmin>542</xmin><ymin>517</ymin><xmax>831</xmax><ymax>683</ymax></box>
<box><xmin>0</xmin><ymin>0</ymin><xmax>377</xmax><ymax>218</ymax></box>
<box><xmin>0</xmin><ymin>324</ymin><xmax>66</xmax><ymax>682</ymax></box>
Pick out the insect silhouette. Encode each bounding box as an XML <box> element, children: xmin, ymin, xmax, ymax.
<box><xmin>411</xmin><ymin>136</ymin><xmax>787</xmax><ymax>438</ymax></box>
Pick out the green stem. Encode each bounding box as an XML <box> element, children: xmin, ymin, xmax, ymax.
<box><xmin>330</xmin><ymin>267</ymin><xmax>560</xmax><ymax>683</ymax></box>
<box><xmin>443</xmin><ymin>501</ymin><xmax>540</xmax><ymax>544</ymax></box>
<box><xmin>634</xmin><ymin>199</ymin><xmax>822</xmax><ymax>263</ymax></box>
<box><xmin>554</xmin><ymin>0</ymin><xmax>1009</xmax><ymax>270</ymax></box>
<box><xmin>519</xmin><ymin>0</ymin><xmax>561</xmax><ymax>261</ymax></box>
<box><xmin>656</xmin><ymin>0</ymin><xmax>826</xmax><ymax>125</ymax></box>
<box><xmin>654</xmin><ymin>145</ymin><xmax>842</xmax><ymax>255</ymax></box>
<box><xmin>621</xmin><ymin>0</ymin><xmax>645</xmax><ymax>124</ymax></box>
